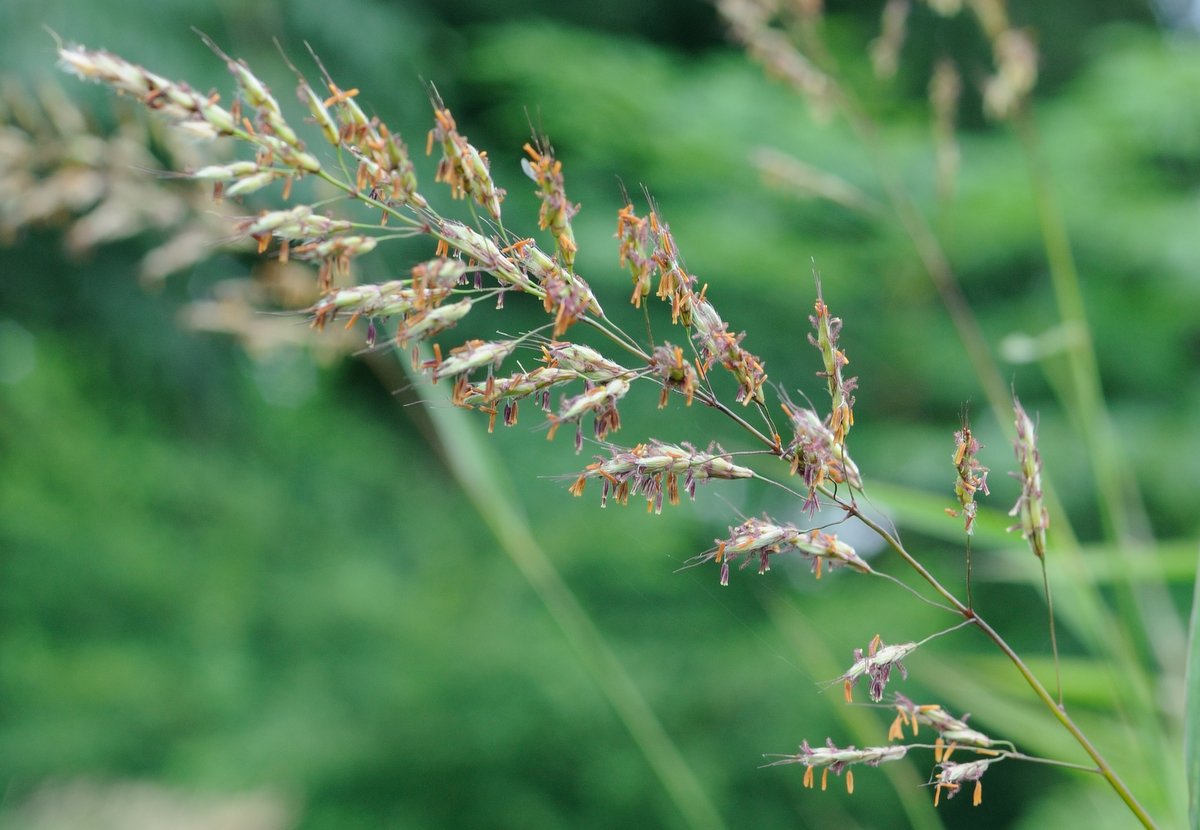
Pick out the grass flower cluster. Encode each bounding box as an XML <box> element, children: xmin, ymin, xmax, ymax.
<box><xmin>51</xmin><ymin>5</ymin><xmax>1180</xmax><ymax>826</ymax></box>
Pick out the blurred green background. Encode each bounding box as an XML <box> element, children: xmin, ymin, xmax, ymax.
<box><xmin>1</xmin><ymin>1</ymin><xmax>1197</xmax><ymax>828</ymax></box>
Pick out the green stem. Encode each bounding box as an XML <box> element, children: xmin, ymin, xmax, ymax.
<box><xmin>385</xmin><ymin>351</ymin><xmax>729</xmax><ymax>830</ymax></box>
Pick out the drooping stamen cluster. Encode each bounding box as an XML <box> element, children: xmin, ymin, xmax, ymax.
<box><xmin>808</xmin><ymin>280</ymin><xmax>857</xmax><ymax>444</ymax></box>
<box><xmin>948</xmin><ymin>415</ymin><xmax>989</xmax><ymax>535</ymax></box>
<box><xmin>839</xmin><ymin>635</ymin><xmax>916</xmax><ymax>703</ymax></box>
<box><xmin>764</xmin><ymin>739</ymin><xmax>908</xmax><ymax>795</ymax></box>
<box><xmin>522</xmin><ymin>138</ymin><xmax>579</xmax><ymax>269</ymax></box>
<box><xmin>567</xmin><ymin>440</ymin><xmax>753</xmax><ymax>513</ymax></box>
<box><xmin>454</xmin><ymin>367</ymin><xmax>582</xmax><ymax>431</ymax></box>
<box><xmin>691</xmin><ymin>517</ymin><xmax>868</xmax><ymax>586</ymax></box>
<box><xmin>427</xmin><ymin>92</ymin><xmax>504</xmax><ymax>221</ymax></box>
<box><xmin>934</xmin><ymin>753</ymin><xmax>997</xmax><ymax>807</ymax></box>
<box><xmin>781</xmin><ymin>400</ymin><xmax>863</xmax><ymax>513</ymax></box>
<box><xmin>1008</xmin><ymin>397</ymin><xmax>1048</xmax><ymax>560</ymax></box>
<box><xmin>888</xmin><ymin>694</ymin><xmax>994</xmax><ymax>751</ymax></box>
<box><xmin>647</xmin><ymin>343</ymin><xmax>698</xmax><ymax>407</ymax></box>
<box><xmin>547</xmin><ymin>377</ymin><xmax>631</xmax><ymax>452</ymax></box>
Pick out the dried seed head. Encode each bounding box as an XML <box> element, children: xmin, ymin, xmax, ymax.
<box><xmin>983</xmin><ymin>29</ymin><xmax>1037</xmax><ymax>120</ymax></box>
<box><xmin>839</xmin><ymin>635</ymin><xmax>916</xmax><ymax>703</ymax></box>
<box><xmin>1007</xmin><ymin>397</ymin><xmax>1048</xmax><ymax>560</ymax></box>
<box><xmin>929</xmin><ymin>58</ymin><xmax>962</xmax><ymax>203</ymax></box>
<box><xmin>569</xmin><ymin>440</ymin><xmax>753</xmax><ymax>512</ymax></box>
<box><xmin>869</xmin><ymin>0</ymin><xmax>910</xmax><ymax>80</ymax></box>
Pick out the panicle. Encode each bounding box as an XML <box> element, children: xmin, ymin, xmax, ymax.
<box><xmin>522</xmin><ymin>138</ymin><xmax>579</xmax><ymax>269</ymax></box>
<box><xmin>568</xmin><ymin>440</ymin><xmax>753</xmax><ymax>513</ymax></box>
<box><xmin>690</xmin><ymin>516</ymin><xmax>868</xmax><ymax>586</ymax></box>
<box><xmin>304</xmin><ymin>61</ymin><xmax>427</xmax><ymax>210</ymax></box>
<box><xmin>1007</xmin><ymin>397</ymin><xmax>1048</xmax><ymax>560</ymax></box>
<box><xmin>690</xmin><ymin>295</ymin><xmax>768</xmax><ymax>406</ymax></box>
<box><xmin>427</xmin><ymin>94</ymin><xmax>504</xmax><ymax>221</ymax></box>
<box><xmin>392</xmin><ymin>298</ymin><xmax>472</xmax><ymax>347</ymax></box>
<box><xmin>291</xmin><ymin>234</ymin><xmax>379</xmax><ymax>291</ymax></box>
<box><xmin>455</xmin><ymin>367</ymin><xmax>581</xmax><ymax>431</ymax></box>
<box><xmin>948</xmin><ymin>414</ymin><xmax>989</xmax><ymax>535</ymax></box>
<box><xmin>546</xmin><ymin>377</ymin><xmax>631</xmax><ymax>452</ymax></box>
<box><xmin>888</xmin><ymin>694</ymin><xmax>994</xmax><ymax>749</ymax></box>
<box><xmin>411</xmin><ymin>257</ymin><xmax>468</xmax><ymax>294</ymax></box>
<box><xmin>934</xmin><ymin>755</ymin><xmax>996</xmax><ymax>807</ymax></box>
<box><xmin>237</xmin><ymin>205</ymin><xmax>352</xmax><ymax>252</ymax></box>
<box><xmin>647</xmin><ymin>343</ymin><xmax>699</xmax><ymax>407</ymax></box>
<box><xmin>616</xmin><ymin>202</ymin><xmax>655</xmax><ymax>306</ymax></box>
<box><xmin>205</xmin><ymin>41</ymin><xmax>299</xmax><ymax>149</ymax></box>
<box><xmin>929</xmin><ymin>58</ymin><xmax>962</xmax><ymax>203</ymax></box>
<box><xmin>58</xmin><ymin>44</ymin><xmax>237</xmax><ymax>138</ymax></box>
<box><xmin>437</xmin><ymin>220</ymin><xmax>538</xmax><ymax>294</ymax></box>
<box><xmin>839</xmin><ymin>634</ymin><xmax>916</xmax><ymax>703</ymax></box>
<box><xmin>765</xmin><ymin>738</ymin><xmax>908</xmax><ymax>794</ymax></box>
<box><xmin>514</xmin><ymin>240</ymin><xmax>602</xmax><ymax>334</ymax></box>
<box><xmin>542</xmin><ymin>342</ymin><xmax>629</xmax><ymax>382</ymax></box>
<box><xmin>306</xmin><ymin>280</ymin><xmax>449</xmax><ymax>332</ymax></box>
<box><xmin>716</xmin><ymin>0</ymin><xmax>835</xmax><ymax>120</ymax></box>
<box><xmin>422</xmin><ymin>338</ymin><xmax>517</xmax><ymax>383</ymax></box>
<box><xmin>808</xmin><ymin>279</ymin><xmax>857</xmax><ymax>444</ymax></box>
<box><xmin>781</xmin><ymin>400</ymin><xmax>862</xmax><ymax>512</ymax></box>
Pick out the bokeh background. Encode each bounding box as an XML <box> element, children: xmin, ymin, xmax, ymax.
<box><xmin>1</xmin><ymin>0</ymin><xmax>1197</xmax><ymax>828</ymax></box>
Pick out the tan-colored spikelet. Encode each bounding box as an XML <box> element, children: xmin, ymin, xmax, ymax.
<box><xmin>523</xmin><ymin>138</ymin><xmax>579</xmax><ymax>269</ymax></box>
